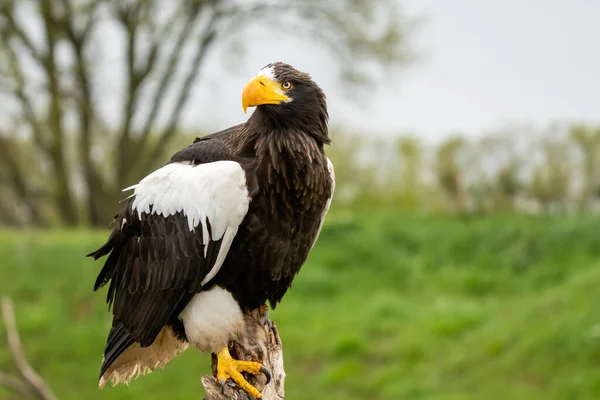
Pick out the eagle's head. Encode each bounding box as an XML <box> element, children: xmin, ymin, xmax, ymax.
<box><xmin>242</xmin><ymin>62</ymin><xmax>329</xmax><ymax>144</ymax></box>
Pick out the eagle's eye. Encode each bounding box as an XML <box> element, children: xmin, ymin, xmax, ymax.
<box><xmin>281</xmin><ymin>82</ymin><xmax>292</xmax><ymax>90</ymax></box>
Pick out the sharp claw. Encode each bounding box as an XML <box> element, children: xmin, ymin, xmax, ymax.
<box><xmin>260</xmin><ymin>365</ymin><xmax>272</xmax><ymax>385</ymax></box>
<box><xmin>219</xmin><ymin>378</ymin><xmax>226</xmax><ymax>393</ymax></box>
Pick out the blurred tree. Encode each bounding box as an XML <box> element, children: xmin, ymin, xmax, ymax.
<box><xmin>570</xmin><ymin>124</ymin><xmax>600</xmax><ymax>213</ymax></box>
<box><xmin>0</xmin><ymin>134</ymin><xmax>53</xmax><ymax>226</ymax></box>
<box><xmin>494</xmin><ymin>162</ymin><xmax>521</xmax><ymax>211</ymax></box>
<box><xmin>435</xmin><ymin>136</ymin><xmax>467</xmax><ymax>213</ymax></box>
<box><xmin>325</xmin><ymin>130</ymin><xmax>378</xmax><ymax>209</ymax></box>
<box><xmin>529</xmin><ymin>133</ymin><xmax>572</xmax><ymax>213</ymax></box>
<box><xmin>394</xmin><ymin>135</ymin><xmax>423</xmax><ymax>210</ymax></box>
<box><xmin>477</xmin><ymin>132</ymin><xmax>525</xmax><ymax>213</ymax></box>
<box><xmin>0</xmin><ymin>0</ymin><xmax>414</xmax><ymax>226</ymax></box>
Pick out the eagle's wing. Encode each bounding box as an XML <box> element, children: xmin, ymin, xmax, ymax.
<box><xmin>89</xmin><ymin>138</ymin><xmax>257</xmax><ymax>380</ymax></box>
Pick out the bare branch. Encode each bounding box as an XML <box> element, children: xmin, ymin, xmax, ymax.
<box><xmin>115</xmin><ymin>1</ymin><xmax>159</xmax><ymax>185</ymax></box>
<box><xmin>131</xmin><ymin>1</ymin><xmax>181</xmax><ymax>83</ymax></box>
<box><xmin>3</xmin><ymin>43</ymin><xmax>49</xmax><ymax>153</ymax></box>
<box><xmin>0</xmin><ymin>371</ymin><xmax>33</xmax><ymax>395</ymax></box>
<box><xmin>59</xmin><ymin>0</ymin><xmax>97</xmax><ymax>47</ymax></box>
<box><xmin>218</xmin><ymin>1</ymin><xmax>413</xmax><ymax>84</ymax></box>
<box><xmin>1</xmin><ymin>298</ymin><xmax>58</xmax><ymax>400</ymax></box>
<box><xmin>117</xmin><ymin>2</ymin><xmax>141</xmax><ymax>145</ymax></box>
<box><xmin>141</xmin><ymin>7</ymin><xmax>220</xmax><ymax>172</ymax></box>
<box><xmin>0</xmin><ymin>2</ymin><xmax>44</xmax><ymax>62</ymax></box>
<box><xmin>133</xmin><ymin>5</ymin><xmax>204</xmax><ymax>165</ymax></box>
<box><xmin>39</xmin><ymin>0</ymin><xmax>78</xmax><ymax>225</ymax></box>
<box><xmin>60</xmin><ymin>0</ymin><xmax>104</xmax><ymax>225</ymax></box>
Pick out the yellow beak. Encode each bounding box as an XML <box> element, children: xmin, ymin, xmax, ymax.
<box><xmin>242</xmin><ymin>76</ymin><xmax>289</xmax><ymax>113</ymax></box>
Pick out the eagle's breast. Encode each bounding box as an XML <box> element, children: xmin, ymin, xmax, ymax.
<box><xmin>213</xmin><ymin>133</ymin><xmax>334</xmax><ymax>310</ymax></box>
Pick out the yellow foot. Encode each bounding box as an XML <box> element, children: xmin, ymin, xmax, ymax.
<box><xmin>216</xmin><ymin>347</ymin><xmax>271</xmax><ymax>399</ymax></box>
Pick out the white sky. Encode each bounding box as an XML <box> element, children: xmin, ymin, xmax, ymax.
<box><xmin>181</xmin><ymin>0</ymin><xmax>600</xmax><ymax>141</ymax></box>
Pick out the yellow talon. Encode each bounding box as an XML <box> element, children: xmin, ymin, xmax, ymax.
<box><xmin>216</xmin><ymin>347</ymin><xmax>271</xmax><ymax>399</ymax></box>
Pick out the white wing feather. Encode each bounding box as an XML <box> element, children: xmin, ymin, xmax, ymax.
<box><xmin>310</xmin><ymin>158</ymin><xmax>335</xmax><ymax>251</ymax></box>
<box><xmin>123</xmin><ymin>160</ymin><xmax>250</xmax><ymax>286</ymax></box>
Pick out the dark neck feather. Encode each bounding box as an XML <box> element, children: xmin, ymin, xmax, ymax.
<box><xmin>234</xmin><ymin>106</ymin><xmax>328</xmax><ymax>161</ymax></box>
<box><xmin>231</xmin><ymin>107</ymin><xmax>331</xmax><ymax>218</ymax></box>
<box><xmin>250</xmin><ymin>101</ymin><xmax>329</xmax><ymax>144</ymax></box>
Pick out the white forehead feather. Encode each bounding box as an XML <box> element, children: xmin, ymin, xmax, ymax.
<box><xmin>257</xmin><ymin>66</ymin><xmax>277</xmax><ymax>82</ymax></box>
<box><xmin>255</xmin><ymin>64</ymin><xmax>293</xmax><ymax>103</ymax></box>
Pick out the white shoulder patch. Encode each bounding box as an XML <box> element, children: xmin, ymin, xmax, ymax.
<box><xmin>310</xmin><ymin>158</ymin><xmax>335</xmax><ymax>251</ymax></box>
<box><xmin>327</xmin><ymin>157</ymin><xmax>336</xmax><ymax>193</ymax></box>
<box><xmin>123</xmin><ymin>160</ymin><xmax>251</xmax><ymax>286</ymax></box>
<box><xmin>322</xmin><ymin>157</ymin><xmax>335</xmax><ymax>222</ymax></box>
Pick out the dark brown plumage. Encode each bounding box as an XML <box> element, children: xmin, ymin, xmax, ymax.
<box><xmin>88</xmin><ymin>62</ymin><xmax>334</xmax><ymax>389</ymax></box>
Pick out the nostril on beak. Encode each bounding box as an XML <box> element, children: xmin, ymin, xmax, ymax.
<box><xmin>259</xmin><ymin>81</ymin><xmax>265</xmax><ymax>87</ymax></box>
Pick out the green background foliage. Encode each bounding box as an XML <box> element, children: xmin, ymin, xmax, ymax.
<box><xmin>2</xmin><ymin>212</ymin><xmax>600</xmax><ymax>399</ymax></box>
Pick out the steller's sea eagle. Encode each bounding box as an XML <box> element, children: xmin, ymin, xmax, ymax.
<box><xmin>88</xmin><ymin>62</ymin><xmax>334</xmax><ymax>398</ymax></box>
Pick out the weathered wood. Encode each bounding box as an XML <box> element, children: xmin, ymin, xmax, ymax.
<box><xmin>202</xmin><ymin>308</ymin><xmax>285</xmax><ymax>400</ymax></box>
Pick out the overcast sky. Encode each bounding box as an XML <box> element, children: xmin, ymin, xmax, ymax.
<box><xmin>6</xmin><ymin>1</ymin><xmax>597</xmax><ymax>143</ymax></box>
<box><xmin>181</xmin><ymin>0</ymin><xmax>600</xmax><ymax>142</ymax></box>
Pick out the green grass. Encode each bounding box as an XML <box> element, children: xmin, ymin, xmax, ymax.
<box><xmin>2</xmin><ymin>212</ymin><xmax>600</xmax><ymax>399</ymax></box>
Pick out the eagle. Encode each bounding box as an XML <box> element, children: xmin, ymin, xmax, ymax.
<box><xmin>88</xmin><ymin>62</ymin><xmax>335</xmax><ymax>398</ymax></box>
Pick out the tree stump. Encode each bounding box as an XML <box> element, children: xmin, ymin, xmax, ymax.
<box><xmin>202</xmin><ymin>308</ymin><xmax>285</xmax><ymax>399</ymax></box>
